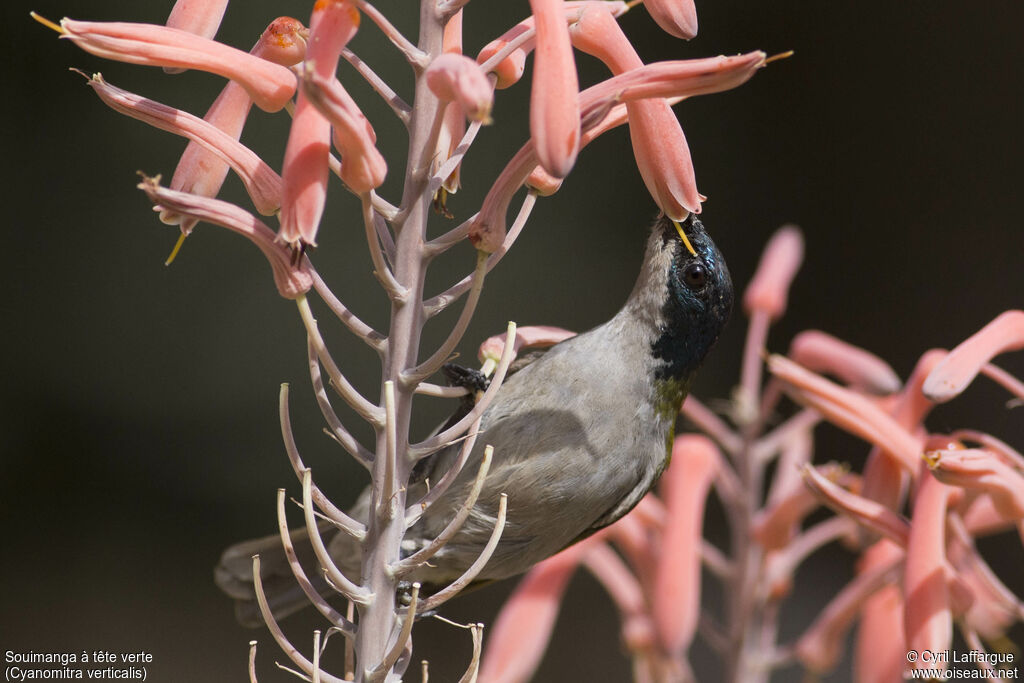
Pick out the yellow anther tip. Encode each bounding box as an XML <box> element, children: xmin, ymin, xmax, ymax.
<box><xmin>165</xmin><ymin>232</ymin><xmax>188</xmax><ymax>266</ymax></box>
<box><xmin>765</xmin><ymin>50</ymin><xmax>795</xmax><ymax>65</ymax></box>
<box><xmin>30</xmin><ymin>12</ymin><xmax>65</xmax><ymax>34</ymax></box>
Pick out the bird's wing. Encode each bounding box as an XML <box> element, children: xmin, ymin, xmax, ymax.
<box><xmin>506</xmin><ymin>348</ymin><xmax>552</xmax><ymax>375</ymax></box>
<box><xmin>412</xmin><ymin>346</ymin><xmax>557</xmax><ymax>484</ymax></box>
<box><xmin>571</xmin><ymin>467</ymin><xmax>653</xmax><ymax>544</ymax></box>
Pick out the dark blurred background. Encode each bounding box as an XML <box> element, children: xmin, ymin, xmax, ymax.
<box><xmin>3</xmin><ymin>0</ymin><xmax>1023</xmax><ymax>680</ymax></box>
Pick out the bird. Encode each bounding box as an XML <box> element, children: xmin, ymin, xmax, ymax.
<box><xmin>215</xmin><ymin>213</ymin><xmax>733</xmax><ymax>626</ymax></box>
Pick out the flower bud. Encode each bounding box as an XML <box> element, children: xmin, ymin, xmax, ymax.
<box><xmin>527</xmin><ymin>0</ymin><xmax>581</xmax><ymax>178</ymax></box>
<box><xmin>642</xmin><ymin>0</ymin><xmax>698</xmax><ymax>40</ymax></box>
<box><xmin>425</xmin><ymin>53</ymin><xmax>494</xmax><ymax>122</ymax></box>
<box><xmin>279</xmin><ymin>0</ymin><xmax>360</xmax><ymax>247</ymax></box>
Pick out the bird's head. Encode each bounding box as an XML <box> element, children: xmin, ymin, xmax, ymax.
<box><xmin>645</xmin><ymin>214</ymin><xmax>733</xmax><ymax>382</ymax></box>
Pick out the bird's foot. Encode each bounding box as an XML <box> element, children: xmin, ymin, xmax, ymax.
<box><xmin>442</xmin><ymin>363</ymin><xmax>491</xmax><ymax>395</ymax></box>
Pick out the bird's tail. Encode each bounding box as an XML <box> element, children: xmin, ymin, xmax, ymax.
<box><xmin>215</xmin><ymin>525</ymin><xmax>336</xmax><ymax>628</ymax></box>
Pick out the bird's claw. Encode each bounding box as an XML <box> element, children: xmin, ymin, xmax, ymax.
<box><xmin>442</xmin><ymin>363</ymin><xmax>491</xmax><ymax>395</ymax></box>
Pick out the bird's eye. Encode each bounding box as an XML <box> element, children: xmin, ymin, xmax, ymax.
<box><xmin>682</xmin><ymin>262</ymin><xmax>707</xmax><ymax>289</ymax></box>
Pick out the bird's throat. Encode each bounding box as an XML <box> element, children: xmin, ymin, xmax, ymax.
<box><xmin>653</xmin><ymin>374</ymin><xmax>691</xmax><ymax>421</ymax></box>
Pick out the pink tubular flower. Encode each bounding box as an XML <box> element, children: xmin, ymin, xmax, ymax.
<box><xmin>980</xmin><ymin>362</ymin><xmax>1024</xmax><ymax>403</ymax></box>
<box><xmin>255</xmin><ymin>15</ymin><xmax>310</xmax><ymax>66</ymax></box>
<box><xmin>425</xmin><ymin>53</ymin><xmax>494</xmax><ymax>122</ymax></box>
<box><xmin>925</xmin><ymin>448</ymin><xmax>1024</xmax><ymax>519</ymax></box>
<box><xmin>57</xmin><ymin>18</ymin><xmax>296</xmax><ymax>112</ymax></box>
<box><xmin>85</xmin><ymin>74</ymin><xmax>281</xmax><ymax>217</ymax></box>
<box><xmin>469</xmin><ymin>142</ymin><xmax>536</xmax><ymax>252</ymax></box>
<box><xmin>164</xmin><ymin>0</ymin><xmax>228</xmax><ymax>39</ymax></box>
<box><xmin>923</xmin><ymin>310</ymin><xmax>1024</xmax><ymax>402</ymax></box>
<box><xmin>795</xmin><ymin>543</ymin><xmax>902</xmax><ymax>673</ymax></box>
<box><xmin>300</xmin><ymin>69</ymin><xmax>387</xmax><ymax>194</ymax></box>
<box><xmin>278</xmin><ymin>106</ymin><xmax>330</xmax><ymax>247</ymax></box>
<box><xmin>570</xmin><ymin>5</ymin><xmax>700</xmax><ymax>218</ymax></box>
<box><xmin>581</xmin><ymin>52</ymin><xmax>766</xmax><ymax>111</ymax></box>
<box><xmin>478</xmin><ymin>540</ymin><xmax>596</xmax><ymax>683</ymax></box>
<box><xmin>853</xmin><ymin>540</ymin><xmax>907</xmax><ymax>682</ymax></box>
<box><xmin>607</xmin><ymin>500</ymin><xmax>661</xmax><ymax>584</ymax></box>
<box><xmin>434</xmin><ymin>11</ymin><xmax>466</xmax><ymax>194</ymax></box>
<box><xmin>652</xmin><ymin>435</ymin><xmax>718</xmax><ymax>655</ymax></box>
<box><xmin>526</xmin><ymin>100</ymin><xmax>631</xmax><ymax>196</ymax></box>
<box><xmin>471</xmin><ymin>52</ymin><xmax>765</xmax><ymax>250</ymax></box>
<box><xmin>435</xmin><ymin>103</ymin><xmax>465</xmax><ymax>195</ymax></box>
<box><xmin>477</xmin><ymin>28</ymin><xmax>528</xmax><ymax>90</ymax></box>
<box><xmin>162</xmin><ymin>0</ymin><xmax>228</xmax><ymax>74</ymax></box>
<box><xmin>476</xmin><ymin>2</ymin><xmax>629</xmax><ymax>90</ymax></box>
<box><xmin>903</xmin><ymin>471</ymin><xmax>953</xmax><ymax>671</ymax></box>
<box><xmin>769</xmin><ymin>354</ymin><xmax>923</xmax><ymax>471</ymax></box>
<box><xmin>962</xmin><ymin>494</ymin><xmax>1020</xmax><ymax>537</ymax></box>
<box><xmin>582</xmin><ymin>543</ymin><xmax>655</xmax><ymax>654</ymax></box>
<box><xmin>801</xmin><ymin>464</ymin><xmax>911</xmax><ymax>546</ymax></box>
<box><xmin>164</xmin><ymin>17</ymin><xmax>308</xmax><ymax>234</ymax></box>
<box><xmin>527</xmin><ymin>0</ymin><xmax>581</xmax><ymax>178</ymax></box>
<box><xmin>619</xmin><ymin>122</ymin><xmax>694</xmax><ymax>226</ymax></box>
<box><xmin>477</xmin><ymin>325</ymin><xmax>576</xmax><ymax>364</ymax></box>
<box><xmin>787</xmin><ymin>330</ymin><xmax>901</xmax><ymax>395</ymax></box>
<box><xmin>735</xmin><ymin>223</ymin><xmax>804</xmax><ymax>418</ymax></box>
<box><xmin>743</xmin><ymin>224</ymin><xmax>804</xmax><ymax>320</ymax></box>
<box><xmin>946</xmin><ymin>536</ymin><xmax>1021</xmax><ymax>641</ymax></box>
<box><xmin>137</xmin><ymin>177</ymin><xmax>312</xmax><ymax>299</ymax></box>
<box><xmin>752</xmin><ymin>463</ymin><xmax>853</xmax><ymax>551</ymax></box>
<box><xmin>859</xmin><ymin>349</ymin><xmax>944</xmax><ymax>513</ymax></box>
<box><xmin>279</xmin><ymin>0</ymin><xmax>360</xmax><ymax>247</ymax></box>
<box><xmin>643</xmin><ymin>0</ymin><xmax>698</xmax><ymax>40</ymax></box>
<box><xmin>952</xmin><ymin>429</ymin><xmax>1024</xmax><ymax>471</ymax></box>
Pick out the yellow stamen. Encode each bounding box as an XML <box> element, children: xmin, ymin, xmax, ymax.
<box><xmin>673</xmin><ymin>219</ymin><xmax>697</xmax><ymax>256</ymax></box>
<box><xmin>164</xmin><ymin>232</ymin><xmax>188</xmax><ymax>266</ymax></box>
<box><xmin>922</xmin><ymin>450</ymin><xmax>942</xmax><ymax>469</ymax></box>
<box><xmin>624</xmin><ymin>0</ymin><xmax>643</xmax><ymax>10</ymax></box>
<box><xmin>764</xmin><ymin>50</ymin><xmax>795</xmax><ymax>65</ymax></box>
<box><xmin>30</xmin><ymin>12</ymin><xmax>65</xmax><ymax>34</ymax></box>
<box><xmin>433</xmin><ymin>187</ymin><xmax>453</xmax><ymax>219</ymax></box>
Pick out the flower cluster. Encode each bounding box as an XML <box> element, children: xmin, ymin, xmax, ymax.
<box><xmin>36</xmin><ymin>0</ymin><xmax>777</xmax><ymax>680</ymax></box>
<box><xmin>479</xmin><ymin>227</ymin><xmax>1024</xmax><ymax>681</ymax></box>
<box><xmin>34</xmin><ymin>0</ymin><xmax>766</xmax><ymax>278</ymax></box>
